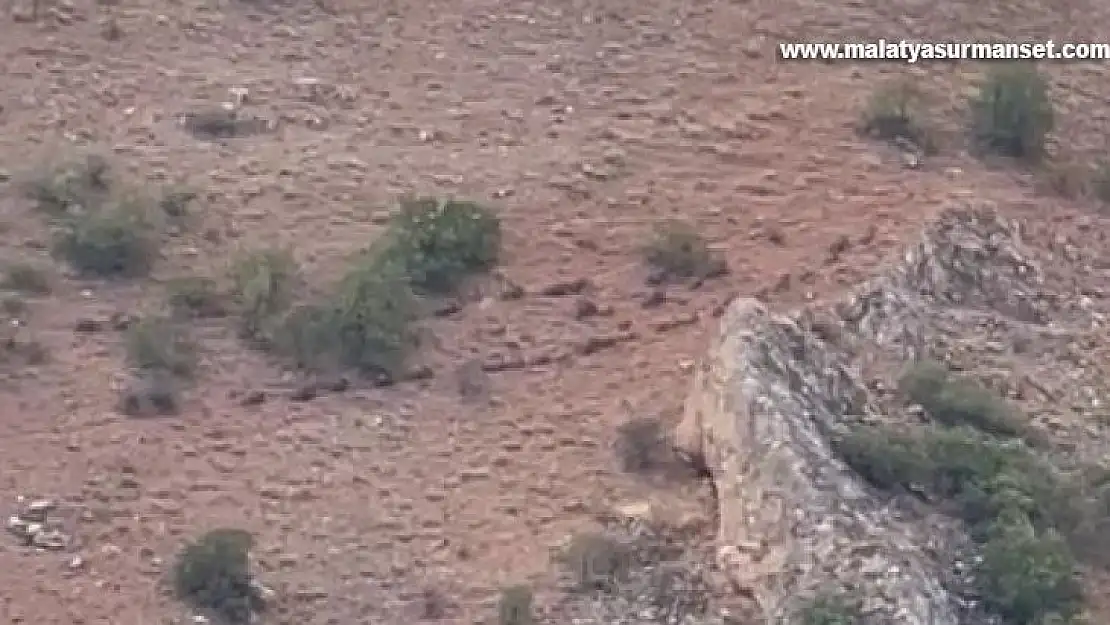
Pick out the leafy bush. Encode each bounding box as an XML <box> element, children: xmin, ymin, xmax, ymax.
<box><xmin>124</xmin><ymin>315</ymin><xmax>197</xmax><ymax>378</ymax></box>
<box><xmin>835</xmin><ymin>423</ymin><xmax>1084</xmax><ymax>624</ymax></box>
<box><xmin>860</xmin><ymin>78</ymin><xmax>933</xmax><ymax>151</ymax></box>
<box><xmin>172</xmin><ymin>528</ymin><xmax>264</xmax><ymax>624</ymax></box>
<box><xmin>969</xmin><ymin>64</ymin><xmax>1054</xmax><ymax>160</ymax></box>
<box><xmin>53</xmin><ymin>201</ymin><xmax>155</xmax><ymax>277</ymax></box>
<box><xmin>497</xmin><ymin>584</ymin><xmax>534</xmax><ymax>625</ymax></box>
<box><xmin>2</xmin><ymin>262</ymin><xmax>50</xmax><ymax>294</ymax></box>
<box><xmin>642</xmin><ymin>221</ymin><xmax>726</xmax><ymax>281</ymax></box>
<box><xmin>380</xmin><ymin>197</ymin><xmax>502</xmax><ymax>293</ymax></box>
<box><xmin>899</xmin><ymin>360</ymin><xmax>1026</xmax><ymax>439</ymax></box>
<box><xmin>977</xmin><ymin>518</ymin><xmax>1082</xmax><ymax>625</ymax></box>
<box><xmin>325</xmin><ymin>256</ymin><xmax>417</xmax><ymax>377</ymax></box>
<box><xmin>229</xmin><ymin>247</ymin><xmax>298</xmax><ymax>341</ymax></box>
<box><xmin>167</xmin><ymin>276</ymin><xmax>227</xmax><ymax>318</ymax></box>
<box><xmin>796</xmin><ymin>590</ymin><xmax>863</xmax><ymax>625</ymax></box>
<box><xmin>558</xmin><ymin>532</ymin><xmax>635</xmax><ymax>592</ymax></box>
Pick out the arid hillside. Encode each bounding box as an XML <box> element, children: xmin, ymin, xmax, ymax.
<box><xmin>3</xmin><ymin>0</ymin><xmax>1110</xmax><ymax>623</ymax></box>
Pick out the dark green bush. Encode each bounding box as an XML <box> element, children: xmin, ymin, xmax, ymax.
<box><xmin>229</xmin><ymin>247</ymin><xmax>298</xmax><ymax>341</ymax></box>
<box><xmin>899</xmin><ymin>360</ymin><xmax>1026</xmax><ymax>439</ymax></box>
<box><xmin>977</xmin><ymin>518</ymin><xmax>1082</xmax><ymax>625</ymax></box>
<box><xmin>124</xmin><ymin>315</ymin><xmax>197</xmax><ymax>378</ymax></box>
<box><xmin>860</xmin><ymin>78</ymin><xmax>934</xmax><ymax>152</ymax></box>
<box><xmin>969</xmin><ymin>64</ymin><xmax>1054</xmax><ymax>160</ymax></box>
<box><xmin>53</xmin><ymin>201</ymin><xmax>155</xmax><ymax>277</ymax></box>
<box><xmin>642</xmin><ymin>221</ymin><xmax>726</xmax><ymax>281</ymax></box>
<box><xmin>172</xmin><ymin>528</ymin><xmax>264</xmax><ymax>624</ymax></box>
<box><xmin>836</xmin><ymin>423</ymin><xmax>1084</xmax><ymax>624</ymax></box>
<box><xmin>327</xmin><ymin>256</ymin><xmax>417</xmax><ymax>377</ymax></box>
<box><xmin>383</xmin><ymin>197</ymin><xmax>502</xmax><ymax>293</ymax></box>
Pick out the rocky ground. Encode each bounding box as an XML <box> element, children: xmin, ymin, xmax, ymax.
<box><xmin>2</xmin><ymin>0</ymin><xmax>1110</xmax><ymax>623</ymax></box>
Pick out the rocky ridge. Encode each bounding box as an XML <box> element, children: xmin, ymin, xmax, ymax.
<box><xmin>675</xmin><ymin>202</ymin><xmax>1106</xmax><ymax>624</ymax></box>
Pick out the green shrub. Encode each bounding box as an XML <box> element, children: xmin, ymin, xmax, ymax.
<box><xmin>899</xmin><ymin>360</ymin><xmax>1026</xmax><ymax>439</ymax></box>
<box><xmin>643</xmin><ymin>221</ymin><xmax>726</xmax><ymax>281</ymax></box>
<box><xmin>797</xmin><ymin>590</ymin><xmax>863</xmax><ymax>625</ymax></box>
<box><xmin>2</xmin><ymin>262</ymin><xmax>50</xmax><ymax>294</ymax></box>
<box><xmin>172</xmin><ymin>528</ymin><xmax>264</xmax><ymax>624</ymax></box>
<box><xmin>497</xmin><ymin>584</ymin><xmax>534</xmax><ymax>625</ymax></box>
<box><xmin>835</xmin><ymin>423</ymin><xmax>1087</xmax><ymax>625</ymax></box>
<box><xmin>558</xmin><ymin>532</ymin><xmax>634</xmax><ymax>592</ymax></box>
<box><xmin>860</xmin><ymin>78</ymin><xmax>933</xmax><ymax>152</ymax></box>
<box><xmin>977</xmin><ymin>518</ymin><xmax>1082</xmax><ymax>625</ymax></box>
<box><xmin>969</xmin><ymin>64</ymin><xmax>1054</xmax><ymax>160</ymax></box>
<box><xmin>167</xmin><ymin>276</ymin><xmax>227</xmax><ymax>318</ymax></box>
<box><xmin>124</xmin><ymin>315</ymin><xmax>197</xmax><ymax>378</ymax></box>
<box><xmin>24</xmin><ymin>153</ymin><xmax>113</xmax><ymax>217</ymax></box>
<box><xmin>326</xmin><ymin>256</ymin><xmax>417</xmax><ymax>377</ymax></box>
<box><xmin>53</xmin><ymin>201</ymin><xmax>155</xmax><ymax>277</ymax></box>
<box><xmin>382</xmin><ymin>197</ymin><xmax>502</xmax><ymax>293</ymax></box>
<box><xmin>229</xmin><ymin>247</ymin><xmax>298</xmax><ymax>341</ymax></box>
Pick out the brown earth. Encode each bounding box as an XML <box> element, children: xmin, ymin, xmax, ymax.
<box><xmin>2</xmin><ymin>0</ymin><xmax>1110</xmax><ymax>623</ymax></box>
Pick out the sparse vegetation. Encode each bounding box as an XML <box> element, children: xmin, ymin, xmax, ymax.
<box><xmin>860</xmin><ymin>78</ymin><xmax>934</xmax><ymax>152</ymax></box>
<box><xmin>969</xmin><ymin>64</ymin><xmax>1054</xmax><ymax>161</ymax></box>
<box><xmin>318</xmin><ymin>256</ymin><xmax>418</xmax><ymax>376</ymax></box>
<box><xmin>899</xmin><ymin>360</ymin><xmax>1027</xmax><ymax>439</ymax></box>
<box><xmin>118</xmin><ymin>368</ymin><xmax>181</xmax><ymax>417</ymax></box>
<box><xmin>796</xmin><ymin>590</ymin><xmax>863</xmax><ymax>625</ymax></box>
<box><xmin>834</xmin><ymin>421</ymin><xmax>1087</xmax><ymax>624</ymax></box>
<box><xmin>558</xmin><ymin>532</ymin><xmax>635</xmax><ymax>592</ymax></box>
<box><xmin>642</xmin><ymin>221</ymin><xmax>726</xmax><ymax>282</ymax></box>
<box><xmin>497</xmin><ymin>584</ymin><xmax>534</xmax><ymax>625</ymax></box>
<box><xmin>614</xmin><ymin>416</ymin><xmax>669</xmax><ymax>473</ymax></box>
<box><xmin>379</xmin><ymin>196</ymin><xmax>502</xmax><ymax>294</ymax></box>
<box><xmin>167</xmin><ymin>276</ymin><xmax>227</xmax><ymax>318</ymax></box>
<box><xmin>2</xmin><ymin>262</ymin><xmax>50</xmax><ymax>294</ymax></box>
<box><xmin>52</xmin><ymin>200</ymin><xmax>156</xmax><ymax>278</ymax></box>
<box><xmin>124</xmin><ymin>315</ymin><xmax>197</xmax><ymax>378</ymax></box>
<box><xmin>24</xmin><ymin>153</ymin><xmax>113</xmax><ymax>217</ymax></box>
<box><xmin>172</xmin><ymin>528</ymin><xmax>265</xmax><ymax>624</ymax></box>
<box><xmin>229</xmin><ymin>247</ymin><xmax>299</xmax><ymax>342</ymax></box>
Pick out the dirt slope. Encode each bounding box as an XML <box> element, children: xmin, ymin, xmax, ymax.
<box><xmin>2</xmin><ymin>0</ymin><xmax>1110</xmax><ymax>623</ymax></box>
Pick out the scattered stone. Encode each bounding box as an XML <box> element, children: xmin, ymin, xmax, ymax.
<box><xmin>239</xmin><ymin>390</ymin><xmax>266</xmax><ymax>406</ymax></box>
<box><xmin>289</xmin><ymin>383</ymin><xmax>319</xmax><ymax>402</ymax></box>
<box><xmin>118</xmin><ymin>370</ymin><xmax>179</xmax><ymax>417</ymax></box>
<box><xmin>73</xmin><ymin>318</ymin><xmax>103</xmax><ymax>333</ymax></box>
<box><xmin>573</xmin><ymin>297</ymin><xmax>600</xmax><ymax>320</ymax></box>
<box><xmin>6</xmin><ymin>499</ymin><xmax>70</xmax><ymax>550</ymax></box>
<box><xmin>641</xmin><ymin>288</ymin><xmax>668</xmax><ymax>308</ymax></box>
<box><xmin>538</xmin><ymin>277</ymin><xmax>590</xmax><ymax>297</ymax></box>
<box><xmin>653</xmin><ymin>312</ymin><xmax>699</xmax><ymax>333</ymax></box>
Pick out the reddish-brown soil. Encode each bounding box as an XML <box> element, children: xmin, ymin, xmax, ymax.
<box><xmin>2</xmin><ymin>0</ymin><xmax>1110</xmax><ymax>623</ymax></box>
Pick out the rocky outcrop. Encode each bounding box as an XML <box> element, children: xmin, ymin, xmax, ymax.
<box><xmin>675</xmin><ymin>203</ymin><xmax>1057</xmax><ymax>625</ymax></box>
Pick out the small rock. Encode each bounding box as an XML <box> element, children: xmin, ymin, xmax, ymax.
<box><xmin>289</xmin><ymin>383</ymin><xmax>318</xmax><ymax>402</ymax></box>
<box><xmin>239</xmin><ymin>390</ymin><xmax>266</xmax><ymax>406</ymax></box>
<box><xmin>573</xmin><ymin>298</ymin><xmax>600</xmax><ymax>320</ymax></box>
<box><xmin>538</xmin><ymin>278</ymin><xmax>589</xmax><ymax>297</ymax></box>
<box><xmin>74</xmin><ymin>318</ymin><xmax>103</xmax><ymax>333</ymax></box>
